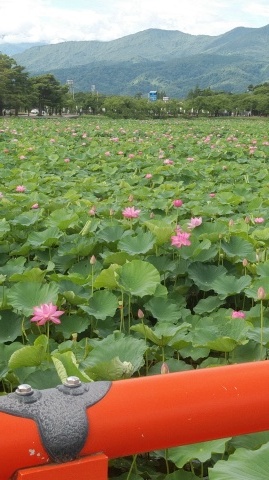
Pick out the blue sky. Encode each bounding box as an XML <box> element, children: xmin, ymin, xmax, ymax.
<box><xmin>1</xmin><ymin>0</ymin><xmax>269</xmax><ymax>44</ymax></box>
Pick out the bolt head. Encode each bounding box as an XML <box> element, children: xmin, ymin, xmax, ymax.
<box><xmin>64</xmin><ymin>376</ymin><xmax>82</xmax><ymax>387</ymax></box>
<box><xmin>16</xmin><ymin>384</ymin><xmax>33</xmax><ymax>395</ymax></box>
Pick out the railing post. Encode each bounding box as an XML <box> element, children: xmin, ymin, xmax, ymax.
<box><xmin>15</xmin><ymin>454</ymin><xmax>108</xmax><ymax>480</ymax></box>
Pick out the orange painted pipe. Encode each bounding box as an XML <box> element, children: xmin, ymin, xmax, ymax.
<box><xmin>1</xmin><ymin>361</ymin><xmax>269</xmax><ymax>479</ymax></box>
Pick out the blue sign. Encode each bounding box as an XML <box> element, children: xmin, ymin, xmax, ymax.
<box><xmin>149</xmin><ymin>91</ymin><xmax>157</xmax><ymax>101</ymax></box>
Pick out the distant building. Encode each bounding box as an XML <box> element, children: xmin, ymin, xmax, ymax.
<box><xmin>149</xmin><ymin>91</ymin><xmax>157</xmax><ymax>101</ymax></box>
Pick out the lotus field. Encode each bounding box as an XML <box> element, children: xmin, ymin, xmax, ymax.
<box><xmin>1</xmin><ymin>115</ymin><xmax>269</xmax><ymax>478</ymax></box>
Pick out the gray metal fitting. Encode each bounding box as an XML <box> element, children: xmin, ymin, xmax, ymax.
<box><xmin>16</xmin><ymin>384</ymin><xmax>33</xmax><ymax>395</ymax></box>
<box><xmin>64</xmin><ymin>376</ymin><xmax>82</xmax><ymax>387</ymax></box>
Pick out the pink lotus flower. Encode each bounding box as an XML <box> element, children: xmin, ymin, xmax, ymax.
<box><xmin>173</xmin><ymin>199</ymin><xmax>183</xmax><ymax>208</ymax></box>
<box><xmin>209</xmin><ymin>193</ymin><xmax>216</xmax><ymax>197</ymax></box>
<box><xmin>163</xmin><ymin>159</ymin><xmax>174</xmax><ymax>165</ymax></box>
<box><xmin>16</xmin><ymin>185</ymin><xmax>26</xmax><ymax>192</ymax></box>
<box><xmin>89</xmin><ymin>207</ymin><xmax>96</xmax><ymax>216</ymax></box>
<box><xmin>188</xmin><ymin>217</ymin><xmax>202</xmax><ymax>229</ymax></box>
<box><xmin>105</xmin><ymin>151</ymin><xmax>111</xmax><ymax>156</ymax></box>
<box><xmin>171</xmin><ymin>230</ymin><xmax>191</xmax><ymax>248</ymax></box>
<box><xmin>64</xmin><ymin>158</ymin><xmax>70</xmax><ymax>163</ymax></box>
<box><xmin>145</xmin><ymin>173</ymin><xmax>152</xmax><ymax>179</ymax></box>
<box><xmin>31</xmin><ymin>203</ymin><xmax>39</xmax><ymax>209</ymax></box>
<box><xmin>254</xmin><ymin>217</ymin><xmax>264</xmax><ymax>224</ymax></box>
<box><xmin>122</xmin><ymin>206</ymin><xmax>141</xmax><ymax>219</ymax></box>
<box><xmin>31</xmin><ymin>303</ymin><xmax>64</xmax><ymax>326</ymax></box>
<box><xmin>231</xmin><ymin>310</ymin><xmax>245</xmax><ymax>319</ymax></box>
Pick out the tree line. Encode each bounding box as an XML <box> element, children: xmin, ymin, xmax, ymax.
<box><xmin>1</xmin><ymin>52</ymin><xmax>269</xmax><ymax>118</ymax></box>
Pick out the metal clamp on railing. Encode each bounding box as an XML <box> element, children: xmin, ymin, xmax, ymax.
<box><xmin>1</xmin><ymin>361</ymin><xmax>269</xmax><ymax>479</ymax></box>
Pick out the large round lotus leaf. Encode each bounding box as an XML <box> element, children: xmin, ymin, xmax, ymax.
<box><xmin>116</xmin><ymin>259</ymin><xmax>160</xmax><ymax>296</ymax></box>
<box><xmin>118</xmin><ymin>231</ymin><xmax>155</xmax><ymax>255</ymax></box>
<box><xmin>80</xmin><ymin>290</ymin><xmax>118</xmax><ymax>320</ymax></box>
<box><xmin>209</xmin><ymin>442</ymin><xmax>269</xmax><ymax>480</ymax></box>
<box><xmin>7</xmin><ymin>282</ymin><xmax>59</xmax><ymax>316</ymax></box>
<box><xmin>161</xmin><ymin>438</ymin><xmax>230</xmax><ymax>468</ymax></box>
<box><xmin>221</xmin><ymin>236</ymin><xmax>256</xmax><ymax>261</ymax></box>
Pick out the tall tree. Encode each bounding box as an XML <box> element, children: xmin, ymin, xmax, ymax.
<box><xmin>30</xmin><ymin>74</ymin><xmax>69</xmax><ymax>115</ymax></box>
<box><xmin>0</xmin><ymin>54</ymin><xmax>30</xmax><ymax>115</ymax></box>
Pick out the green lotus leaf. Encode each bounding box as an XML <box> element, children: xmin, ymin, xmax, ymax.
<box><xmin>116</xmin><ymin>259</ymin><xmax>160</xmax><ymax>296</ymax></box>
<box><xmin>194</xmin><ymin>296</ymin><xmax>225</xmax><ymax>314</ymax></box>
<box><xmin>0</xmin><ymin>343</ymin><xmax>23</xmax><ymax>380</ymax></box>
<box><xmin>131</xmin><ymin>323</ymin><xmax>184</xmax><ymax>346</ymax></box>
<box><xmin>9</xmin><ymin>336</ymin><xmax>48</xmax><ymax>369</ymax></box>
<box><xmin>57</xmin><ymin>280</ymin><xmax>89</xmax><ymax>304</ymax></box>
<box><xmin>149</xmin><ymin>358</ymin><xmax>193</xmax><ymax>375</ymax></box>
<box><xmin>52</xmin><ymin>351</ymin><xmax>91</xmax><ymax>383</ymax></box>
<box><xmin>7</xmin><ymin>281</ymin><xmax>59</xmax><ymax>316</ymax></box>
<box><xmin>118</xmin><ymin>231</ymin><xmax>155</xmax><ymax>255</ymax></box>
<box><xmin>221</xmin><ymin>236</ymin><xmax>256</xmax><ymax>261</ymax></box>
<box><xmin>28</xmin><ymin>227</ymin><xmax>62</xmax><ymax>247</ymax></box>
<box><xmin>256</xmin><ymin>262</ymin><xmax>269</xmax><ymax>276</ymax></box>
<box><xmin>9</xmin><ymin>267</ymin><xmax>46</xmax><ymax>283</ymax></box>
<box><xmin>0</xmin><ymin>257</ymin><xmax>26</xmax><ymax>279</ymax></box>
<box><xmin>179</xmin><ymin>344</ymin><xmax>210</xmax><ymax>360</ymax></box>
<box><xmin>84</xmin><ymin>356</ymin><xmax>135</xmax><ymax>381</ymax></box>
<box><xmin>144</xmin><ymin>220</ymin><xmax>174</xmax><ymax>246</ymax></box>
<box><xmin>97</xmin><ymin>225</ymin><xmax>125</xmax><ymax>242</ymax></box>
<box><xmin>197</xmin><ymin>221</ymin><xmax>227</xmax><ymax>242</ymax></box>
<box><xmin>58</xmin><ymin>236</ymin><xmax>96</xmax><ymax>256</ymax></box>
<box><xmin>0</xmin><ymin>311</ymin><xmax>22</xmax><ymax>342</ymax></box>
<box><xmin>0</xmin><ymin>219</ymin><xmax>10</xmax><ymax>238</ymax></box>
<box><xmin>22</xmin><ymin>367</ymin><xmax>61</xmax><ymax>389</ymax></box>
<box><xmin>188</xmin><ymin>263</ymin><xmax>227</xmax><ymax>291</ymax></box>
<box><xmin>83</xmin><ymin>333</ymin><xmax>146</xmax><ymax>373</ymax></box>
<box><xmin>46</xmin><ymin>208</ymin><xmax>79</xmax><ymax>230</ymax></box>
<box><xmin>144</xmin><ymin>297</ymin><xmax>182</xmax><ymax>322</ymax></box>
<box><xmin>211</xmin><ymin>274</ymin><xmax>252</xmax><ymax>298</ymax></box>
<box><xmin>232</xmin><ymin>340</ymin><xmax>266</xmax><ymax>363</ymax></box>
<box><xmin>55</xmin><ymin>314</ymin><xmax>90</xmax><ymax>339</ymax></box>
<box><xmin>94</xmin><ymin>264</ymin><xmax>119</xmax><ymax>289</ymax></box>
<box><xmin>80</xmin><ymin>290</ymin><xmax>118</xmax><ymax>320</ymax></box>
<box><xmin>229</xmin><ymin>431</ymin><xmax>269</xmax><ymax>451</ymax></box>
<box><xmin>10</xmin><ymin>211</ymin><xmax>40</xmax><ymax>226</ymax></box>
<box><xmin>102</xmin><ymin>251</ymin><xmax>134</xmax><ymax>266</ymax></box>
<box><xmin>208</xmin><ymin>442</ymin><xmax>269</xmax><ymax>480</ymax></box>
<box><xmin>251</xmin><ymin>227</ymin><xmax>269</xmax><ymax>241</ymax></box>
<box><xmin>191</xmin><ymin>317</ymin><xmax>251</xmax><ymax>352</ymax></box>
<box><xmin>147</xmin><ymin>255</ymin><xmax>175</xmax><ymax>273</ymax></box>
<box><xmin>165</xmin><ymin>438</ymin><xmax>230</xmax><ymax>468</ymax></box>
<box><xmin>244</xmin><ymin>278</ymin><xmax>269</xmax><ymax>300</ymax></box>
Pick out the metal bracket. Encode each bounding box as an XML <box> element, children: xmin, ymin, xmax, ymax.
<box><xmin>0</xmin><ymin>379</ymin><xmax>111</xmax><ymax>463</ymax></box>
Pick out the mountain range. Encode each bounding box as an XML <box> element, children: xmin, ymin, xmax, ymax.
<box><xmin>1</xmin><ymin>25</ymin><xmax>269</xmax><ymax>98</ymax></box>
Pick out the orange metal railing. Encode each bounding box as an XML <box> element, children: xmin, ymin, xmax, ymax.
<box><xmin>1</xmin><ymin>361</ymin><xmax>269</xmax><ymax>479</ymax></box>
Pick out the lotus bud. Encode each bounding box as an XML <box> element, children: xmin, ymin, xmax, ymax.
<box><xmin>258</xmin><ymin>287</ymin><xmax>266</xmax><ymax>301</ymax></box>
<box><xmin>137</xmin><ymin>309</ymin><xmax>144</xmax><ymax>319</ymax></box>
<box><xmin>161</xmin><ymin>362</ymin><xmax>170</xmax><ymax>374</ymax></box>
<box><xmin>90</xmin><ymin>255</ymin><xmax>96</xmax><ymax>265</ymax></box>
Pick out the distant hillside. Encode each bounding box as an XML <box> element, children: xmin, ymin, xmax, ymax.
<box><xmin>0</xmin><ymin>42</ymin><xmax>46</xmax><ymax>56</ymax></box>
<box><xmin>13</xmin><ymin>26</ymin><xmax>269</xmax><ymax>98</ymax></box>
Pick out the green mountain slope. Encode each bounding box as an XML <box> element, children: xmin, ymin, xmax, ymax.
<box><xmin>13</xmin><ymin>26</ymin><xmax>269</xmax><ymax>97</ymax></box>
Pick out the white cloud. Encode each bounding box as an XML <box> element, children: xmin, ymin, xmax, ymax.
<box><xmin>0</xmin><ymin>0</ymin><xmax>268</xmax><ymax>44</ymax></box>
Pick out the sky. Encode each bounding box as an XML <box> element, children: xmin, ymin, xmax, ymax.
<box><xmin>1</xmin><ymin>0</ymin><xmax>269</xmax><ymax>44</ymax></box>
